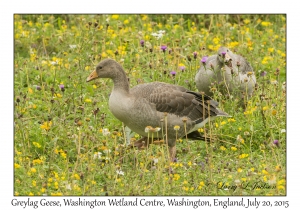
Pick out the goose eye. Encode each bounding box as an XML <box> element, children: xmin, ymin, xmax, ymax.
<box><xmin>99</xmin><ymin>66</ymin><xmax>102</xmax><ymax>70</ymax></box>
<box><xmin>227</xmin><ymin>50</ymin><xmax>229</xmax><ymax>52</ymax></box>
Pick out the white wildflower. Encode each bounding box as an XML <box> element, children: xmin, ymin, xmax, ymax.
<box><xmin>282</xmin><ymin>82</ymin><xmax>286</xmax><ymax>90</ymax></box>
<box><xmin>157</xmin><ymin>30</ymin><xmax>166</xmax><ymax>34</ymax></box>
<box><xmin>236</xmin><ymin>135</ymin><xmax>244</xmax><ymax>142</ymax></box>
<box><xmin>116</xmin><ymin>170</ymin><xmax>124</xmax><ymax>176</ymax></box>
<box><xmin>268</xmin><ymin>176</ymin><xmax>277</xmax><ymax>185</ymax></box>
<box><xmin>50</xmin><ymin>61</ymin><xmax>58</xmax><ymax>66</ymax></box>
<box><xmin>270</xmin><ymin>79</ymin><xmax>278</xmax><ymax>85</ymax></box>
<box><xmin>69</xmin><ymin>45</ymin><xmax>77</xmax><ymax>49</ymax></box>
<box><xmin>102</xmin><ymin>128</ymin><xmax>110</xmax><ymax>136</ymax></box>
<box><xmin>145</xmin><ymin>41</ymin><xmax>152</xmax><ymax>49</ymax></box>
<box><xmin>151</xmin><ymin>32</ymin><xmax>158</xmax><ymax>37</ymax></box>
<box><xmin>234</xmin><ymin>179</ymin><xmax>241</xmax><ymax>184</ymax></box>
<box><xmin>151</xmin><ymin>30</ymin><xmax>166</xmax><ymax>40</ymax></box>
<box><xmin>66</xmin><ymin>184</ymin><xmax>72</xmax><ymax>190</ymax></box>
<box><xmin>145</xmin><ymin>126</ymin><xmax>153</xmax><ymax>133</ymax></box>
<box><xmin>154</xmin><ymin>127</ymin><xmax>161</xmax><ymax>132</ymax></box>
<box><xmin>93</xmin><ymin>152</ymin><xmax>102</xmax><ymax>159</ymax></box>
<box><xmin>103</xmin><ymin>149</ymin><xmax>111</xmax><ymax>154</ymax></box>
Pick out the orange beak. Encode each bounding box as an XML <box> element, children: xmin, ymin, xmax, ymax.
<box><xmin>86</xmin><ymin>70</ymin><xmax>98</xmax><ymax>82</ymax></box>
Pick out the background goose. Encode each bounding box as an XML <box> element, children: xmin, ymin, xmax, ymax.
<box><xmin>87</xmin><ymin>59</ymin><xmax>229</xmax><ymax>161</ymax></box>
<box><xmin>195</xmin><ymin>47</ymin><xmax>256</xmax><ymax>102</ymax></box>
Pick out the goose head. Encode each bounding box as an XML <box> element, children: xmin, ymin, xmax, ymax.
<box><xmin>217</xmin><ymin>47</ymin><xmax>233</xmax><ymax>67</ymax></box>
<box><xmin>86</xmin><ymin>59</ymin><xmax>123</xmax><ymax>82</ymax></box>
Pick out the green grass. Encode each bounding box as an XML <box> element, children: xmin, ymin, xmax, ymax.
<box><xmin>14</xmin><ymin>14</ymin><xmax>286</xmax><ymax>196</ymax></box>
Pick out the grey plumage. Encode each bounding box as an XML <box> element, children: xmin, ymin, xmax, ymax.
<box><xmin>195</xmin><ymin>47</ymin><xmax>256</xmax><ymax>99</ymax></box>
<box><xmin>87</xmin><ymin>59</ymin><xmax>229</xmax><ymax>161</ymax></box>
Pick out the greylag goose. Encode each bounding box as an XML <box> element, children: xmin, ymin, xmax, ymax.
<box><xmin>87</xmin><ymin>59</ymin><xmax>229</xmax><ymax>161</ymax></box>
<box><xmin>195</xmin><ymin>47</ymin><xmax>256</xmax><ymax>101</ymax></box>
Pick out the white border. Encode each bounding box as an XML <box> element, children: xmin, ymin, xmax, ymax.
<box><xmin>1</xmin><ymin>0</ymin><xmax>298</xmax><ymax>209</ymax></box>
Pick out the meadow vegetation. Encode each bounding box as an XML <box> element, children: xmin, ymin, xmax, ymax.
<box><xmin>14</xmin><ymin>14</ymin><xmax>286</xmax><ymax>195</ymax></box>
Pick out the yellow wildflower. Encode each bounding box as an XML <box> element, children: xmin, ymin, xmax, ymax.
<box><xmin>261</xmin><ymin>21</ymin><xmax>271</xmax><ymax>27</ymax></box>
<box><xmin>60</xmin><ymin>151</ymin><xmax>67</xmax><ymax>159</ymax></box>
<box><xmin>40</xmin><ymin>121</ymin><xmax>52</xmax><ymax>131</ymax></box>
<box><xmin>220</xmin><ymin>146</ymin><xmax>226</xmax><ymax>151</ymax></box>
<box><xmin>111</xmin><ymin>15</ymin><xmax>119</xmax><ymax>19</ymax></box>
<box><xmin>198</xmin><ymin>128</ymin><xmax>204</xmax><ymax>132</ymax></box>
<box><xmin>275</xmin><ymin>165</ymin><xmax>281</xmax><ymax>172</ymax></box>
<box><xmin>32</xmin><ymin>180</ymin><xmax>37</xmax><ymax>187</ymax></box>
<box><xmin>241</xmin><ymin>178</ymin><xmax>247</xmax><ymax>182</ymax></box>
<box><xmin>174</xmin><ymin>125</ymin><xmax>180</xmax><ymax>130</ymax></box>
<box><xmin>239</xmin><ymin>153</ymin><xmax>249</xmax><ymax>159</ymax></box>
<box><xmin>101</xmin><ymin>52</ymin><xmax>108</xmax><ymax>58</ymax></box>
<box><xmin>14</xmin><ymin>163</ymin><xmax>21</xmax><ymax>169</ymax></box>
<box><xmin>74</xmin><ymin>174</ymin><xmax>80</xmax><ymax>180</ymax></box>
<box><xmin>54</xmin><ymin>93</ymin><xmax>62</xmax><ymax>98</ymax></box>
<box><xmin>243</xmin><ymin>19</ymin><xmax>250</xmax><ymax>24</ymax></box>
<box><xmin>229</xmin><ymin>41</ymin><xmax>239</xmax><ymax>48</ymax></box>
<box><xmin>218</xmin><ymin>182</ymin><xmax>223</xmax><ymax>188</ymax></box>
<box><xmin>33</xmin><ymin>159</ymin><xmax>43</xmax><ymax>165</ymax></box>
<box><xmin>28</xmin><ymin>88</ymin><xmax>33</xmax><ymax>94</ymax></box>
<box><xmin>173</xmin><ymin>24</ymin><xmax>180</xmax><ymax>29</ymax></box>
<box><xmin>228</xmin><ymin>118</ymin><xmax>236</xmax><ymax>123</ymax></box>
<box><xmin>268</xmin><ymin>48</ymin><xmax>274</xmax><ymax>53</ymax></box>
<box><xmin>231</xmin><ymin>146</ymin><xmax>237</xmax><ymax>151</ymax></box>
<box><xmin>277</xmin><ymin>179</ymin><xmax>286</xmax><ymax>185</ymax></box>
<box><xmin>213</xmin><ymin>37</ymin><xmax>220</xmax><ymax>44</ymax></box>
<box><xmin>262</xmin><ymin>176</ymin><xmax>268</xmax><ymax>182</ymax></box>
<box><xmin>182</xmin><ymin>186</ymin><xmax>189</xmax><ymax>191</ymax></box>
<box><xmin>262</xmin><ymin>106</ymin><xmax>269</xmax><ymax>111</ymax></box>
<box><xmin>199</xmin><ymin>181</ymin><xmax>205</xmax><ymax>187</ymax></box>
<box><xmin>173</xmin><ymin>174</ymin><xmax>180</xmax><ymax>181</ymax></box>
<box><xmin>51</xmin><ymin>192</ymin><xmax>63</xmax><ymax>196</ymax></box>
<box><xmin>30</xmin><ymin>168</ymin><xmax>37</xmax><ymax>173</ymax></box>
<box><xmin>33</xmin><ymin>142</ymin><xmax>41</xmax><ymax>148</ymax></box>
<box><xmin>141</xmin><ymin>15</ymin><xmax>148</xmax><ymax>21</ymax></box>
